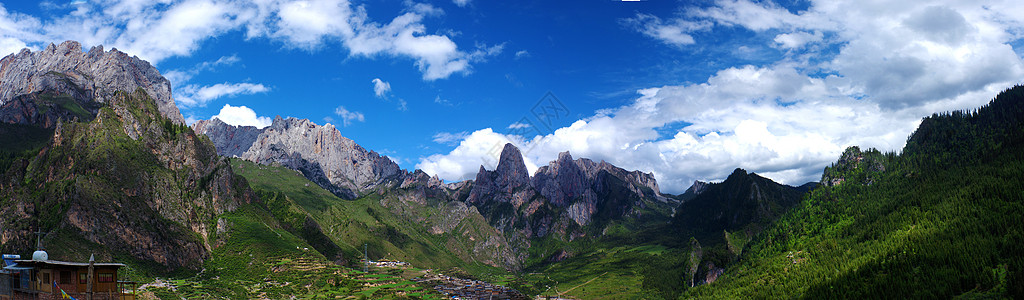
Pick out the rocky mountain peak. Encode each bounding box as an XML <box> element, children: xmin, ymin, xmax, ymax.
<box><xmin>728</xmin><ymin>168</ymin><xmax>748</xmax><ymax>179</ymax></box>
<box><xmin>0</xmin><ymin>40</ymin><xmax>184</xmax><ymax>124</ymax></box>
<box><xmin>494</xmin><ymin>143</ymin><xmax>531</xmax><ymax>192</ymax></box>
<box><xmin>532</xmin><ymin>151</ymin><xmax>587</xmax><ymax>207</ymax></box>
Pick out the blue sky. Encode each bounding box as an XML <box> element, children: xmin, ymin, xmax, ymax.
<box><xmin>2</xmin><ymin>0</ymin><xmax>1024</xmax><ymax>193</ymax></box>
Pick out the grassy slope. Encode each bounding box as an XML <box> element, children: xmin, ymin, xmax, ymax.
<box><xmin>229</xmin><ymin>158</ymin><xmax>507</xmax><ymax>278</ymax></box>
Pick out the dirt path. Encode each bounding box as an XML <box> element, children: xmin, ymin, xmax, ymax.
<box><xmin>559</xmin><ymin>272</ymin><xmax>608</xmax><ymax>296</ymax></box>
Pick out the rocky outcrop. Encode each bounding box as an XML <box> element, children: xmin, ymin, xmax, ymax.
<box><xmin>821</xmin><ymin>146</ymin><xmax>886</xmax><ymax>187</ymax></box>
<box><xmin>0</xmin><ymin>40</ymin><xmax>184</xmax><ymax>124</ymax></box>
<box><xmin>193</xmin><ymin>118</ymin><xmax>261</xmax><ymax>157</ymax></box>
<box><xmin>195</xmin><ymin>116</ymin><xmax>402</xmax><ymax>199</ymax></box>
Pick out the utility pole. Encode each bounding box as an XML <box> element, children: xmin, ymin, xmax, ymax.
<box><xmin>363</xmin><ymin>244</ymin><xmax>368</xmax><ymax>273</ymax></box>
<box><xmin>87</xmin><ymin>254</ymin><xmax>95</xmax><ymax>300</ymax></box>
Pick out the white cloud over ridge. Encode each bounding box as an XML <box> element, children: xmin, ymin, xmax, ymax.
<box><xmin>0</xmin><ymin>0</ymin><xmax>489</xmax><ymax>80</ymax></box>
<box><xmin>212</xmin><ymin>104</ymin><xmax>273</xmax><ymax>128</ymax></box>
<box><xmin>419</xmin><ymin>0</ymin><xmax>1024</xmax><ymax>193</ymax></box>
<box><xmin>176</xmin><ymin>82</ymin><xmax>270</xmax><ymax>108</ymax></box>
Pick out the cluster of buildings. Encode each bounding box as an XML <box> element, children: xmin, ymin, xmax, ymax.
<box><xmin>1</xmin><ymin>246</ymin><xmax>135</xmax><ymax>300</ymax></box>
<box><xmin>414</xmin><ymin>273</ymin><xmax>528</xmax><ymax>300</ymax></box>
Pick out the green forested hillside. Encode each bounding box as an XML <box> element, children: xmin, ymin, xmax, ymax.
<box><xmin>689</xmin><ymin>86</ymin><xmax>1024</xmax><ymax>298</ymax></box>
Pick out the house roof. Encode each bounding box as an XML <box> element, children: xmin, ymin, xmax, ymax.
<box><xmin>12</xmin><ymin>260</ymin><xmax>126</xmax><ymax>268</ymax></box>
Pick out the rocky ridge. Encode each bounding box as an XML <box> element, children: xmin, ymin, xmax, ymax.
<box><xmin>469</xmin><ymin>143</ymin><xmax>676</xmax><ymax>239</ymax></box>
<box><xmin>194</xmin><ymin>116</ymin><xmax>403</xmax><ymax>199</ymax></box>
<box><xmin>0</xmin><ymin>40</ymin><xmax>184</xmax><ymax>124</ymax></box>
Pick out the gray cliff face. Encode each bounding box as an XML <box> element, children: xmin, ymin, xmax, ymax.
<box><xmin>469</xmin><ymin>143</ymin><xmax>672</xmax><ymax>236</ymax></box>
<box><xmin>194</xmin><ymin>116</ymin><xmax>402</xmax><ymax>199</ymax></box>
<box><xmin>0</xmin><ymin>40</ymin><xmax>184</xmax><ymax>124</ymax></box>
<box><xmin>532</xmin><ymin>152</ymin><xmax>587</xmax><ymax>207</ymax></box>
<box><xmin>193</xmin><ymin>118</ymin><xmax>262</xmax><ymax>157</ymax></box>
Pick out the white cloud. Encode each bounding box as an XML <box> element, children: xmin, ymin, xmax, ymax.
<box><xmin>371</xmin><ymin>78</ymin><xmax>391</xmax><ymax>98</ymax></box>
<box><xmin>432</xmin><ymin>131</ymin><xmax>468</xmax><ymax>145</ymax></box>
<box><xmin>176</xmin><ymin>82</ymin><xmax>269</xmax><ymax>108</ymax></box>
<box><xmin>164</xmin><ymin>54</ymin><xmax>241</xmax><ymax>86</ymax></box>
<box><xmin>0</xmin><ymin>0</ymin><xmax>486</xmax><ymax>80</ymax></box>
<box><xmin>272</xmin><ymin>0</ymin><xmax>355</xmax><ymax>49</ymax></box>
<box><xmin>624</xmin><ymin>13</ymin><xmax>709</xmax><ymax>47</ymax></box>
<box><xmin>514</xmin><ymin>50</ymin><xmax>529</xmax><ymax>59</ymax></box>
<box><xmin>396</xmin><ymin>98</ymin><xmax>408</xmax><ymax>111</ymax></box>
<box><xmin>772</xmin><ymin>31</ymin><xmax>822</xmax><ymax>49</ymax></box>
<box><xmin>334</xmin><ymin>105</ymin><xmax>365</xmax><ymax>126</ymax></box>
<box><xmin>452</xmin><ymin>0</ymin><xmax>470</xmax><ymax>8</ymax></box>
<box><xmin>211</xmin><ymin>104</ymin><xmax>272</xmax><ymax>128</ymax></box>
<box><xmin>434</xmin><ymin>95</ymin><xmax>453</xmax><ymax>106</ymax></box>
<box><xmin>0</xmin><ymin>4</ymin><xmax>42</xmax><ymax>56</ymax></box>
<box><xmin>508</xmin><ymin>122</ymin><xmax>530</xmax><ymax>129</ymax></box>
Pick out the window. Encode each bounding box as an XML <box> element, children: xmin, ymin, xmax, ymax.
<box><xmin>79</xmin><ymin>273</ymin><xmax>87</xmax><ymax>284</ymax></box>
<box><xmin>60</xmin><ymin>271</ymin><xmax>72</xmax><ymax>284</ymax></box>
<box><xmin>97</xmin><ymin>273</ymin><xmax>113</xmax><ymax>283</ymax></box>
<box><xmin>42</xmin><ymin>272</ymin><xmax>50</xmax><ymax>285</ymax></box>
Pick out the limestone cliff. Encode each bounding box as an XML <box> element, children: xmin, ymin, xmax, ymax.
<box><xmin>0</xmin><ymin>40</ymin><xmax>184</xmax><ymax>124</ymax></box>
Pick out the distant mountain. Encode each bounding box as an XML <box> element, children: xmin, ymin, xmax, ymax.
<box><xmin>0</xmin><ymin>40</ymin><xmax>184</xmax><ymax>125</ymax></box>
<box><xmin>468</xmin><ymin>143</ymin><xmax>677</xmax><ymax>241</ymax></box>
<box><xmin>194</xmin><ymin>116</ymin><xmax>402</xmax><ymax>199</ymax></box>
<box><xmin>671</xmin><ymin>168</ymin><xmax>807</xmax><ymax>235</ymax></box>
<box><xmin>675</xmin><ymin>180</ymin><xmax>711</xmax><ymax>203</ymax></box>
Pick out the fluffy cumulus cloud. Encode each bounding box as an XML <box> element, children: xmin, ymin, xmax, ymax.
<box><xmin>334</xmin><ymin>106</ymin><xmax>365</xmax><ymax>126</ymax></box>
<box><xmin>212</xmin><ymin>104</ymin><xmax>273</xmax><ymax>128</ymax></box>
<box><xmin>0</xmin><ymin>0</ymin><xmax>491</xmax><ymax>80</ymax></box>
<box><xmin>176</xmin><ymin>82</ymin><xmax>270</xmax><ymax>108</ymax></box>
<box><xmin>420</xmin><ymin>0</ymin><xmax>1024</xmax><ymax>193</ymax></box>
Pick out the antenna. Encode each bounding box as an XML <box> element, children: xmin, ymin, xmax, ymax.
<box><xmin>34</xmin><ymin>230</ymin><xmax>45</xmax><ymax>250</ymax></box>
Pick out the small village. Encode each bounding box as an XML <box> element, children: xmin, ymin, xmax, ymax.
<box><xmin>412</xmin><ymin>271</ymin><xmax>529</xmax><ymax>300</ymax></box>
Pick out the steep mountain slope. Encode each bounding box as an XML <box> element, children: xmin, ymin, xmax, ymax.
<box><xmin>0</xmin><ymin>89</ymin><xmax>251</xmax><ymax>271</ymax></box>
<box><xmin>0</xmin><ymin>40</ymin><xmax>184</xmax><ymax>124</ymax></box>
<box><xmin>193</xmin><ymin>117</ymin><xmax>402</xmax><ymax>199</ymax></box>
<box><xmin>688</xmin><ymin>86</ymin><xmax>1024</xmax><ymax>298</ymax></box>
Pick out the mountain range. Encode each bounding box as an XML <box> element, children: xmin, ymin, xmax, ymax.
<box><xmin>2</xmin><ymin>41</ymin><xmax>1020</xmax><ymax>299</ymax></box>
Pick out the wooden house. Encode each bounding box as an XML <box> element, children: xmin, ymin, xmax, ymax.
<box><xmin>1</xmin><ymin>252</ymin><xmax>136</xmax><ymax>300</ymax></box>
